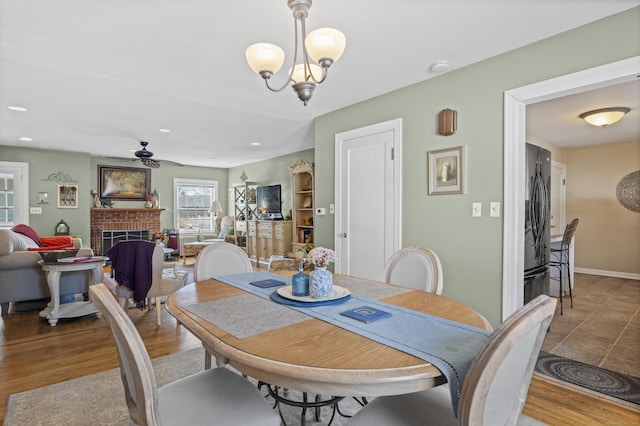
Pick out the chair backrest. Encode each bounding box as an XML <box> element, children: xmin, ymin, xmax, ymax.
<box><xmin>560</xmin><ymin>218</ymin><xmax>579</xmax><ymax>248</ymax></box>
<box><xmin>90</xmin><ymin>283</ymin><xmax>160</xmax><ymax>425</ymax></box>
<box><xmin>383</xmin><ymin>246</ymin><xmax>444</xmax><ymax>294</ymax></box>
<box><xmin>194</xmin><ymin>242</ymin><xmax>253</xmax><ymax>281</ymax></box>
<box><xmin>458</xmin><ymin>295</ymin><xmax>556</xmax><ymax>424</ymax></box>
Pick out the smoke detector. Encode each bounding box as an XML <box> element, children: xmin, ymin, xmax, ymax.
<box><xmin>431</xmin><ymin>60</ymin><xmax>450</xmax><ymax>73</ymax></box>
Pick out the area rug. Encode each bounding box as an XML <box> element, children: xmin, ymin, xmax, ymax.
<box><xmin>4</xmin><ymin>348</ymin><xmax>545</xmax><ymax>426</ymax></box>
<box><xmin>535</xmin><ymin>351</ymin><xmax>640</xmax><ymax>406</ymax></box>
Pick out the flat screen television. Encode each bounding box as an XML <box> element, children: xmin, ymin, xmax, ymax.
<box><xmin>256</xmin><ymin>184</ymin><xmax>282</xmax><ymax>219</ymax></box>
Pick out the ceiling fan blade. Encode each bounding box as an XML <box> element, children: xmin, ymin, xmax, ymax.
<box><xmin>142</xmin><ymin>158</ymin><xmax>160</xmax><ymax>168</ymax></box>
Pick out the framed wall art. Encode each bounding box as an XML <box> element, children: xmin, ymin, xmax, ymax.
<box><xmin>98</xmin><ymin>165</ymin><xmax>151</xmax><ymax>201</ymax></box>
<box><xmin>38</xmin><ymin>192</ymin><xmax>49</xmax><ymax>204</ymax></box>
<box><xmin>57</xmin><ymin>185</ymin><xmax>78</xmax><ymax>208</ymax></box>
<box><xmin>427</xmin><ymin>146</ymin><xmax>463</xmax><ymax>195</ymax></box>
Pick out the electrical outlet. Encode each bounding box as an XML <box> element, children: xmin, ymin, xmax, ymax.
<box><xmin>472</xmin><ymin>202</ymin><xmax>481</xmax><ymax>217</ymax></box>
<box><xmin>490</xmin><ymin>202</ymin><xmax>500</xmax><ymax>217</ymax></box>
<box><xmin>30</xmin><ymin>207</ymin><xmax>42</xmax><ymax>214</ymax></box>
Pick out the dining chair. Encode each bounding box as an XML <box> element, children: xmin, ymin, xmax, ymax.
<box><xmin>104</xmin><ymin>240</ymin><xmax>188</xmax><ymax>326</ymax></box>
<box><xmin>194</xmin><ymin>241</ymin><xmax>253</xmax><ymax>282</ymax></box>
<box><xmin>90</xmin><ymin>283</ymin><xmax>280</xmax><ymax>426</ymax></box>
<box><xmin>383</xmin><ymin>246</ymin><xmax>443</xmax><ymax>294</ymax></box>
<box><xmin>549</xmin><ymin>218</ymin><xmax>579</xmax><ymax>315</ymax></box>
<box><xmin>193</xmin><ymin>241</ymin><xmax>253</xmax><ymax>368</ymax></box>
<box><xmin>346</xmin><ymin>294</ymin><xmax>557</xmax><ymax>425</ymax></box>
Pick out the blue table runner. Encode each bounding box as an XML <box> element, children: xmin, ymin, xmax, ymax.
<box><xmin>215</xmin><ymin>271</ymin><xmax>490</xmax><ymax>416</ymax></box>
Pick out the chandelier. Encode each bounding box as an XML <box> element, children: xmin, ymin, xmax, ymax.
<box><xmin>245</xmin><ymin>0</ymin><xmax>346</xmax><ymax>106</ymax></box>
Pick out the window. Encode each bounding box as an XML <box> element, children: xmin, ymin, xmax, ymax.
<box><xmin>0</xmin><ymin>174</ymin><xmax>15</xmax><ymax>226</ymax></box>
<box><xmin>0</xmin><ymin>161</ymin><xmax>29</xmax><ymax>228</ymax></box>
<box><xmin>174</xmin><ymin>178</ymin><xmax>219</xmax><ymax>232</ymax></box>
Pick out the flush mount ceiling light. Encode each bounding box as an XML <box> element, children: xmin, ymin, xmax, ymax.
<box><xmin>245</xmin><ymin>0</ymin><xmax>346</xmax><ymax>106</ymax></box>
<box><xmin>579</xmin><ymin>107</ymin><xmax>630</xmax><ymax>127</ymax></box>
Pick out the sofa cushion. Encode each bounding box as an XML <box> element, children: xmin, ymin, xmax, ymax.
<box><xmin>11</xmin><ymin>224</ymin><xmax>43</xmax><ymax>247</ymax></box>
<box><xmin>0</xmin><ymin>229</ymin><xmax>39</xmax><ymax>255</ymax></box>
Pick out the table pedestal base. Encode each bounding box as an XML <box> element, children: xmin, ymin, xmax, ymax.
<box><xmin>259</xmin><ymin>382</ymin><xmax>356</xmax><ymax>426</ymax></box>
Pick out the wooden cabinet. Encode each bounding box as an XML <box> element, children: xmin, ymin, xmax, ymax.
<box><xmin>233</xmin><ymin>181</ymin><xmax>257</xmax><ymax>249</ymax></box>
<box><xmin>246</xmin><ymin>220</ymin><xmax>292</xmax><ymax>266</ymax></box>
<box><xmin>289</xmin><ymin>159</ymin><xmax>314</xmax><ymax>253</ymax></box>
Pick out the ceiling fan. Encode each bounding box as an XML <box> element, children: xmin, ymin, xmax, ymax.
<box><xmin>132</xmin><ymin>141</ymin><xmax>186</xmax><ymax>168</ymax></box>
<box><xmin>133</xmin><ymin>141</ymin><xmax>160</xmax><ymax>168</ymax></box>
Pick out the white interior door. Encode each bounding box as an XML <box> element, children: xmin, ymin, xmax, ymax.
<box><xmin>334</xmin><ymin>119</ymin><xmax>402</xmax><ymax>280</ymax></box>
<box><xmin>550</xmin><ymin>161</ymin><xmax>566</xmax><ymax>236</ymax></box>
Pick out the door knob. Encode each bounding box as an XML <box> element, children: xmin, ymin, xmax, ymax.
<box><xmin>340</xmin><ymin>233</ymin><xmax>347</xmax><ymax>238</ymax></box>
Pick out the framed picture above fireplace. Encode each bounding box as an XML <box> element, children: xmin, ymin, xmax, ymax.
<box><xmin>99</xmin><ymin>165</ymin><xmax>151</xmax><ymax>201</ymax></box>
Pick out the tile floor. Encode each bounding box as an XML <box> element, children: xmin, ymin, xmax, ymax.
<box><xmin>541</xmin><ymin>273</ymin><xmax>640</xmax><ymax>378</ymax></box>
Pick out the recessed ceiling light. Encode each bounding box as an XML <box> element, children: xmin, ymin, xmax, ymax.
<box><xmin>19</xmin><ymin>137</ymin><xmax>33</xmax><ymax>141</ymax></box>
<box><xmin>158</xmin><ymin>128</ymin><xmax>171</xmax><ymax>133</ymax></box>
<box><xmin>250</xmin><ymin>142</ymin><xmax>261</xmax><ymax>146</ymax></box>
<box><xmin>8</xmin><ymin>106</ymin><xmax>27</xmax><ymax>112</ymax></box>
<box><xmin>430</xmin><ymin>60</ymin><xmax>450</xmax><ymax>73</ymax></box>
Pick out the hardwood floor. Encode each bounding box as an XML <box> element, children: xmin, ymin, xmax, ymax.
<box><xmin>1</xmin><ymin>282</ymin><xmax>639</xmax><ymax>424</ymax></box>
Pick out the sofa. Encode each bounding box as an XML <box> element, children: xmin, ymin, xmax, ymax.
<box><xmin>0</xmin><ymin>226</ymin><xmax>94</xmax><ymax>315</ymax></box>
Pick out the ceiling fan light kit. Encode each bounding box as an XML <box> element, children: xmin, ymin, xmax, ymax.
<box><xmin>134</xmin><ymin>141</ymin><xmax>160</xmax><ymax>168</ymax></box>
<box><xmin>579</xmin><ymin>107</ymin><xmax>630</xmax><ymax>127</ymax></box>
<box><xmin>245</xmin><ymin>0</ymin><xmax>346</xmax><ymax>106</ymax></box>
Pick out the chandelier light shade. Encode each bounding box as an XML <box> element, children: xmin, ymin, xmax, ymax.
<box><xmin>245</xmin><ymin>0</ymin><xmax>346</xmax><ymax>106</ymax></box>
<box><xmin>579</xmin><ymin>107</ymin><xmax>630</xmax><ymax>127</ymax></box>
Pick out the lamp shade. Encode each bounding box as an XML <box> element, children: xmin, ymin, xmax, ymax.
<box><xmin>289</xmin><ymin>63</ymin><xmax>322</xmax><ymax>83</ymax></box>
<box><xmin>579</xmin><ymin>107</ymin><xmax>630</xmax><ymax>127</ymax></box>
<box><xmin>210</xmin><ymin>201</ymin><xmax>224</xmax><ymax>214</ymax></box>
<box><xmin>245</xmin><ymin>43</ymin><xmax>285</xmax><ymax>74</ymax></box>
<box><xmin>305</xmin><ymin>28</ymin><xmax>346</xmax><ymax>63</ymax></box>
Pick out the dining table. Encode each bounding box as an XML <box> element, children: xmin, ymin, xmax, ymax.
<box><xmin>166</xmin><ymin>271</ymin><xmax>493</xmax><ymax>405</ymax></box>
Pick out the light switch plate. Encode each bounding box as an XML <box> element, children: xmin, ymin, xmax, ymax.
<box><xmin>472</xmin><ymin>202</ymin><xmax>481</xmax><ymax>217</ymax></box>
<box><xmin>30</xmin><ymin>207</ymin><xmax>42</xmax><ymax>214</ymax></box>
<box><xmin>490</xmin><ymin>202</ymin><xmax>500</xmax><ymax>217</ymax></box>
<box><xmin>329</xmin><ymin>204</ymin><xmax>335</xmax><ymax>214</ymax></box>
<box><xmin>315</xmin><ymin>207</ymin><xmax>326</xmax><ymax>216</ymax></box>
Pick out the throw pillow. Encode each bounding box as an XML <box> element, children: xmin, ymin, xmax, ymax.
<box><xmin>218</xmin><ymin>226</ymin><xmax>234</xmax><ymax>239</ymax></box>
<box><xmin>0</xmin><ymin>229</ymin><xmax>39</xmax><ymax>255</ymax></box>
<box><xmin>11</xmin><ymin>224</ymin><xmax>43</xmax><ymax>247</ymax></box>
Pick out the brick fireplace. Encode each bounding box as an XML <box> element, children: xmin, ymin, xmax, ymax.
<box><xmin>90</xmin><ymin>208</ymin><xmax>165</xmax><ymax>255</ymax></box>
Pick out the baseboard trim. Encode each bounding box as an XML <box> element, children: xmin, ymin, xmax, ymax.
<box><xmin>575</xmin><ymin>268</ymin><xmax>640</xmax><ymax>280</ymax></box>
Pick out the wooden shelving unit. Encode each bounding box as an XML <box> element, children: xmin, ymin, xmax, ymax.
<box><xmin>232</xmin><ymin>181</ymin><xmax>257</xmax><ymax>250</ymax></box>
<box><xmin>289</xmin><ymin>159</ymin><xmax>314</xmax><ymax>254</ymax></box>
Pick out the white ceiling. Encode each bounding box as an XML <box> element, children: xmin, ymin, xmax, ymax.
<box><xmin>1</xmin><ymin>0</ymin><xmax>638</xmax><ymax>168</ymax></box>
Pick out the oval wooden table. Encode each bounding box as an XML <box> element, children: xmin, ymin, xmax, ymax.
<box><xmin>166</xmin><ymin>274</ymin><xmax>492</xmax><ymax>398</ymax></box>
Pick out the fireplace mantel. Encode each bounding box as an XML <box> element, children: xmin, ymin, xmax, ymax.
<box><xmin>90</xmin><ymin>208</ymin><xmax>166</xmax><ymax>255</ymax></box>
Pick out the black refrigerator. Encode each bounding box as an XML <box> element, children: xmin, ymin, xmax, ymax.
<box><xmin>524</xmin><ymin>143</ymin><xmax>551</xmax><ymax>304</ymax></box>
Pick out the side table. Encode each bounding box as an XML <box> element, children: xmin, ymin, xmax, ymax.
<box><xmin>38</xmin><ymin>257</ymin><xmax>107</xmax><ymax>326</ymax></box>
<box><xmin>182</xmin><ymin>241</ymin><xmax>219</xmax><ymax>264</ymax></box>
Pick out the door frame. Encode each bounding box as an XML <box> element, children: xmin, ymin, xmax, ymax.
<box><xmin>334</xmin><ymin>118</ymin><xmax>402</xmax><ymax>275</ymax></box>
<box><xmin>502</xmin><ymin>55</ymin><xmax>639</xmax><ymax>320</ymax></box>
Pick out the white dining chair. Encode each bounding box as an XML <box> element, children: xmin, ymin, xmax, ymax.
<box><xmin>194</xmin><ymin>241</ymin><xmax>253</xmax><ymax>282</ymax></box>
<box><xmin>346</xmin><ymin>294</ymin><xmax>556</xmax><ymax>426</ymax></box>
<box><xmin>194</xmin><ymin>241</ymin><xmax>253</xmax><ymax>368</ymax></box>
<box><xmin>383</xmin><ymin>246</ymin><xmax>444</xmax><ymax>294</ymax></box>
<box><xmin>90</xmin><ymin>283</ymin><xmax>280</xmax><ymax>426</ymax></box>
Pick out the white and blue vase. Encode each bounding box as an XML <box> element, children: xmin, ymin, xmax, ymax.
<box><xmin>310</xmin><ymin>266</ymin><xmax>333</xmax><ymax>299</ymax></box>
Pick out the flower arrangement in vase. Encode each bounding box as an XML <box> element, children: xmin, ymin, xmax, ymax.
<box><xmin>306</xmin><ymin>247</ymin><xmax>336</xmax><ymax>299</ymax></box>
<box><xmin>151</xmin><ymin>230</ymin><xmax>168</xmax><ymax>245</ymax></box>
<box><xmin>144</xmin><ymin>194</ymin><xmax>153</xmax><ymax>208</ymax></box>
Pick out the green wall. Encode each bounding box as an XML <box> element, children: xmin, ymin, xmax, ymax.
<box><xmin>227</xmin><ymin>149</ymin><xmax>315</xmax><ymax>219</ymax></box>
<box><xmin>0</xmin><ymin>146</ymin><xmax>93</xmax><ymax>239</ymax></box>
<box><xmin>313</xmin><ymin>8</ymin><xmax>640</xmax><ymax>326</ymax></box>
<box><xmin>89</xmin><ymin>157</ymin><xmax>228</xmax><ymax>231</ymax></box>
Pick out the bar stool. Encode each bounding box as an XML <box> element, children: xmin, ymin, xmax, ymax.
<box><xmin>549</xmin><ymin>218</ymin><xmax>579</xmax><ymax>315</ymax></box>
